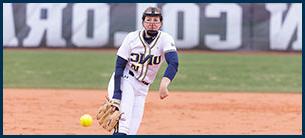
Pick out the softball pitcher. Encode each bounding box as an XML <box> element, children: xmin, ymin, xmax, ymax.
<box><xmin>96</xmin><ymin>7</ymin><xmax>179</xmax><ymax>135</ymax></box>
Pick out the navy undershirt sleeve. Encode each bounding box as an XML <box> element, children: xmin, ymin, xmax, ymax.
<box><xmin>112</xmin><ymin>56</ymin><xmax>128</xmax><ymax>100</ymax></box>
<box><xmin>163</xmin><ymin>51</ymin><xmax>179</xmax><ymax>81</ymax></box>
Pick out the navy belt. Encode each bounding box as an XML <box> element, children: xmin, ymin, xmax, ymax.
<box><xmin>129</xmin><ymin>71</ymin><xmax>149</xmax><ymax>86</ymax></box>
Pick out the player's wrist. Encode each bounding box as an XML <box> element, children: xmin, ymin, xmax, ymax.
<box><xmin>111</xmin><ymin>99</ymin><xmax>121</xmax><ymax>110</ymax></box>
<box><xmin>161</xmin><ymin>77</ymin><xmax>171</xmax><ymax>87</ymax></box>
<box><xmin>112</xmin><ymin>89</ymin><xmax>122</xmax><ymax>100</ymax></box>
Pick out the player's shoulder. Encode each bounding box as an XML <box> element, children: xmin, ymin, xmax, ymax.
<box><xmin>159</xmin><ymin>31</ymin><xmax>175</xmax><ymax>42</ymax></box>
<box><xmin>125</xmin><ymin>30</ymin><xmax>140</xmax><ymax>38</ymax></box>
<box><xmin>124</xmin><ymin>30</ymin><xmax>141</xmax><ymax>41</ymax></box>
<box><xmin>160</xmin><ymin>31</ymin><xmax>173</xmax><ymax>38</ymax></box>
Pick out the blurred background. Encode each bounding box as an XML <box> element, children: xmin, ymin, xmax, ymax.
<box><xmin>3</xmin><ymin>3</ymin><xmax>302</xmax><ymax>93</ymax></box>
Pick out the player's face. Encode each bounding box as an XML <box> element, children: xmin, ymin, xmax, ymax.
<box><xmin>143</xmin><ymin>16</ymin><xmax>162</xmax><ymax>31</ymax></box>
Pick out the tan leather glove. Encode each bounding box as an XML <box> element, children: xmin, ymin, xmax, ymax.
<box><xmin>96</xmin><ymin>97</ymin><xmax>122</xmax><ymax>132</ymax></box>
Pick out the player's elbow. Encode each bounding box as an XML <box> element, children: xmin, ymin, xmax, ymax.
<box><xmin>170</xmin><ymin>61</ymin><xmax>179</xmax><ymax>72</ymax></box>
<box><xmin>114</xmin><ymin>71</ymin><xmax>123</xmax><ymax>79</ymax></box>
<box><xmin>165</xmin><ymin>51</ymin><xmax>179</xmax><ymax>72</ymax></box>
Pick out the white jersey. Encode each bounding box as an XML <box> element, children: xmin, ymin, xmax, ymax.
<box><xmin>117</xmin><ymin>29</ymin><xmax>176</xmax><ymax>84</ymax></box>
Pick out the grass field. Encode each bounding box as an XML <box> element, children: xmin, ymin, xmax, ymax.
<box><xmin>3</xmin><ymin>49</ymin><xmax>302</xmax><ymax>93</ymax></box>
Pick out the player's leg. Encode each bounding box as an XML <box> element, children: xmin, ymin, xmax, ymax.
<box><xmin>107</xmin><ymin>73</ymin><xmax>135</xmax><ymax>135</ymax></box>
<box><xmin>128</xmin><ymin>95</ymin><xmax>147</xmax><ymax>135</ymax></box>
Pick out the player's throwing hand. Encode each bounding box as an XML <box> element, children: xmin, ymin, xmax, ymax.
<box><xmin>159</xmin><ymin>77</ymin><xmax>171</xmax><ymax>99</ymax></box>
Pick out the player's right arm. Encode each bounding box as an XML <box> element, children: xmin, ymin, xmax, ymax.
<box><xmin>112</xmin><ymin>32</ymin><xmax>133</xmax><ymax>101</ymax></box>
<box><xmin>112</xmin><ymin>56</ymin><xmax>127</xmax><ymax>101</ymax></box>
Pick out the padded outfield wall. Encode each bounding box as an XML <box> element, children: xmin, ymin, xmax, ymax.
<box><xmin>3</xmin><ymin>3</ymin><xmax>302</xmax><ymax>51</ymax></box>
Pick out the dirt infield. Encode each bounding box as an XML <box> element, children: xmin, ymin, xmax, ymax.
<box><xmin>3</xmin><ymin>89</ymin><xmax>302</xmax><ymax>135</ymax></box>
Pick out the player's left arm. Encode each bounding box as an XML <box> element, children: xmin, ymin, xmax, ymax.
<box><xmin>159</xmin><ymin>51</ymin><xmax>179</xmax><ymax>99</ymax></box>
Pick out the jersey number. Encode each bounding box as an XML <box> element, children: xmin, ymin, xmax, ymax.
<box><xmin>131</xmin><ymin>64</ymin><xmax>139</xmax><ymax>71</ymax></box>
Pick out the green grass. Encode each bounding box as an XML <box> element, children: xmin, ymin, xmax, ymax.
<box><xmin>3</xmin><ymin>49</ymin><xmax>302</xmax><ymax>93</ymax></box>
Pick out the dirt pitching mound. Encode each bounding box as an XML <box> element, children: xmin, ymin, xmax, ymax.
<box><xmin>3</xmin><ymin>89</ymin><xmax>302</xmax><ymax>135</ymax></box>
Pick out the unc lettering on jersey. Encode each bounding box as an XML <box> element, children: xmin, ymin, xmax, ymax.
<box><xmin>130</xmin><ymin>53</ymin><xmax>161</xmax><ymax>65</ymax></box>
<box><xmin>130</xmin><ymin>53</ymin><xmax>161</xmax><ymax>73</ymax></box>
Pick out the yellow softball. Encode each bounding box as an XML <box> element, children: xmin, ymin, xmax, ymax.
<box><xmin>80</xmin><ymin>114</ymin><xmax>93</xmax><ymax>127</ymax></box>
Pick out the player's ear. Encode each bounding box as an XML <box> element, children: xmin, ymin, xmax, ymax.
<box><xmin>160</xmin><ymin>22</ymin><xmax>163</xmax><ymax>29</ymax></box>
<box><xmin>142</xmin><ymin>16</ymin><xmax>146</xmax><ymax>25</ymax></box>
